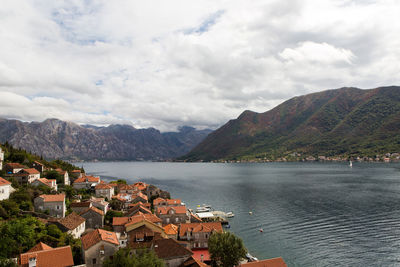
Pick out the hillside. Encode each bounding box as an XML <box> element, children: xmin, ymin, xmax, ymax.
<box><xmin>183</xmin><ymin>86</ymin><xmax>400</xmax><ymax>161</ymax></box>
<box><xmin>0</xmin><ymin>119</ymin><xmax>212</xmax><ymax>161</ymax></box>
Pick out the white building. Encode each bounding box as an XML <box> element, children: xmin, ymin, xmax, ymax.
<box><xmin>0</xmin><ymin>177</ymin><xmax>13</xmax><ymax>200</ymax></box>
<box><xmin>0</xmin><ymin>148</ymin><xmax>4</xmax><ymax>170</ymax></box>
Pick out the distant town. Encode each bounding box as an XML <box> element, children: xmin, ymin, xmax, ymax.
<box><xmin>0</xmin><ymin>145</ymin><xmax>287</xmax><ymax>267</ymax></box>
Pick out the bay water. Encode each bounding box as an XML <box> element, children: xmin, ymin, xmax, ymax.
<box><xmin>82</xmin><ymin>161</ymin><xmax>400</xmax><ymax>266</ymax></box>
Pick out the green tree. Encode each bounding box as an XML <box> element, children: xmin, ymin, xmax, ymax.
<box><xmin>0</xmin><ymin>259</ymin><xmax>18</xmax><ymax>267</ymax></box>
<box><xmin>105</xmin><ymin>210</ymin><xmax>124</xmax><ymax>226</ymax></box>
<box><xmin>44</xmin><ymin>170</ymin><xmax>64</xmax><ymax>184</ymax></box>
<box><xmin>208</xmin><ymin>232</ymin><xmax>247</xmax><ymax>267</ymax></box>
<box><xmin>103</xmin><ymin>248</ymin><xmax>164</xmax><ymax>267</ymax></box>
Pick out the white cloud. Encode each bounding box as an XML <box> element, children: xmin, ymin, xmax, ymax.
<box><xmin>0</xmin><ymin>0</ymin><xmax>399</xmax><ymax>131</ymax></box>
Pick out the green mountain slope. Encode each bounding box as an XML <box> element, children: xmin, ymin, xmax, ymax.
<box><xmin>183</xmin><ymin>86</ymin><xmax>400</xmax><ymax>161</ymax></box>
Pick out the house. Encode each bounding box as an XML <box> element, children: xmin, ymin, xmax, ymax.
<box><xmin>153</xmin><ymin>197</ymin><xmax>182</xmax><ymax>207</ymax></box>
<box><xmin>52</xmin><ymin>212</ymin><xmax>86</xmax><ymax>238</ymax></box>
<box><xmin>118</xmin><ymin>184</ymin><xmax>138</xmax><ymax>194</ymax></box>
<box><xmin>32</xmin><ymin>160</ymin><xmax>45</xmax><ymax>173</ymax></box>
<box><xmin>112</xmin><ymin>193</ymin><xmax>133</xmax><ymax>210</ymax></box>
<box><xmin>80</xmin><ymin>207</ymin><xmax>104</xmax><ymax>229</ymax></box>
<box><xmin>0</xmin><ymin>147</ymin><xmax>4</xmax><ymax>170</ymax></box>
<box><xmin>240</xmin><ymin>257</ymin><xmax>288</xmax><ymax>267</ymax></box>
<box><xmin>125</xmin><ymin>218</ymin><xmax>168</xmax><ymax>245</ymax></box>
<box><xmin>191</xmin><ymin>249</ymin><xmax>211</xmax><ymax>266</ymax></box>
<box><xmin>125</xmin><ymin>202</ymin><xmax>152</xmax><ymax>217</ymax></box>
<box><xmin>179</xmin><ymin>222</ymin><xmax>223</xmax><ymax>249</ymax></box>
<box><xmin>113</xmin><ymin>213</ymin><xmax>162</xmax><ymax>233</ymax></box>
<box><xmin>133</xmin><ymin>181</ymin><xmax>148</xmax><ymax>192</ymax></box>
<box><xmin>4</xmin><ymin>162</ymin><xmax>25</xmax><ymax>174</ymax></box>
<box><xmin>0</xmin><ymin>177</ymin><xmax>13</xmax><ymax>200</ymax></box>
<box><xmin>131</xmin><ymin>192</ymin><xmax>148</xmax><ymax>204</ymax></box>
<box><xmin>156</xmin><ymin>205</ymin><xmax>190</xmax><ymax>224</ymax></box>
<box><xmin>16</xmin><ymin>168</ymin><xmax>41</xmax><ymax>183</ymax></box>
<box><xmin>90</xmin><ymin>196</ymin><xmax>109</xmax><ymax>214</ymax></box>
<box><xmin>145</xmin><ymin>184</ymin><xmax>161</xmax><ymax>198</ymax></box>
<box><xmin>34</xmin><ymin>194</ymin><xmax>66</xmax><ymax>218</ymax></box>
<box><xmin>73</xmin><ymin>175</ymin><xmax>101</xmax><ymax>190</ymax></box>
<box><xmin>19</xmin><ymin>242</ymin><xmax>74</xmax><ymax>267</ymax></box>
<box><xmin>32</xmin><ymin>178</ymin><xmax>58</xmax><ymax>191</ymax></box>
<box><xmin>56</xmin><ymin>168</ymin><xmax>70</xmax><ymax>185</ymax></box>
<box><xmin>95</xmin><ymin>183</ymin><xmax>114</xmax><ymax>200</ymax></box>
<box><xmin>164</xmin><ymin>223</ymin><xmax>179</xmax><ymax>239</ymax></box>
<box><xmin>180</xmin><ymin>256</ymin><xmax>210</xmax><ymax>267</ymax></box>
<box><xmin>81</xmin><ymin>229</ymin><xmax>119</xmax><ymax>267</ymax></box>
<box><xmin>70</xmin><ymin>170</ymin><xmax>83</xmax><ymax>183</ymax></box>
<box><xmin>70</xmin><ymin>201</ymin><xmax>92</xmax><ymax>214</ymax></box>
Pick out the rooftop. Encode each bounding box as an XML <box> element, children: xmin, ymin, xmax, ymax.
<box><xmin>157</xmin><ymin>205</ymin><xmax>187</xmax><ymax>215</ymax></box>
<box><xmin>81</xmin><ymin>229</ymin><xmax>119</xmax><ymax>250</ymax></box>
<box><xmin>163</xmin><ymin>224</ymin><xmax>179</xmax><ymax>235</ymax></box>
<box><xmin>0</xmin><ymin>177</ymin><xmax>11</xmax><ymax>186</ymax></box>
<box><xmin>240</xmin><ymin>257</ymin><xmax>288</xmax><ymax>267</ymax></box>
<box><xmin>38</xmin><ymin>194</ymin><xmax>65</xmax><ymax>202</ymax></box>
<box><xmin>80</xmin><ymin>206</ymin><xmax>104</xmax><ymax>216</ymax></box>
<box><xmin>179</xmin><ymin>222</ymin><xmax>223</xmax><ymax>237</ymax></box>
<box><xmin>20</xmin><ymin>243</ymin><xmax>73</xmax><ymax>267</ymax></box>
<box><xmin>23</xmin><ymin>168</ymin><xmax>40</xmax><ymax>174</ymax></box>
<box><xmin>58</xmin><ymin>212</ymin><xmax>85</xmax><ymax>230</ymax></box>
<box><xmin>74</xmin><ymin>175</ymin><xmax>100</xmax><ymax>184</ymax></box>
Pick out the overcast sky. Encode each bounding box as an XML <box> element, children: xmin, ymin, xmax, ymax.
<box><xmin>0</xmin><ymin>0</ymin><xmax>399</xmax><ymax>131</ymax></box>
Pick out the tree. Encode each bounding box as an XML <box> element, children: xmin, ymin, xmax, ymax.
<box><xmin>44</xmin><ymin>170</ymin><xmax>64</xmax><ymax>184</ymax></box>
<box><xmin>208</xmin><ymin>231</ymin><xmax>247</xmax><ymax>267</ymax></box>
<box><xmin>103</xmin><ymin>248</ymin><xmax>165</xmax><ymax>267</ymax></box>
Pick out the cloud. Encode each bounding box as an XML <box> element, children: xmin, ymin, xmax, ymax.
<box><xmin>0</xmin><ymin>0</ymin><xmax>399</xmax><ymax>131</ymax></box>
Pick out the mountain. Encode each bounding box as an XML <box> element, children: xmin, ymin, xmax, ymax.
<box><xmin>0</xmin><ymin>118</ymin><xmax>212</xmax><ymax>161</ymax></box>
<box><xmin>183</xmin><ymin>86</ymin><xmax>400</xmax><ymax>161</ymax></box>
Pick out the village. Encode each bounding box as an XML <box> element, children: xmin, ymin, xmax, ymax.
<box><xmin>0</xmin><ymin>146</ymin><xmax>287</xmax><ymax>267</ymax></box>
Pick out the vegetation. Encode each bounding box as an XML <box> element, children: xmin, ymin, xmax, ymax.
<box><xmin>209</xmin><ymin>232</ymin><xmax>247</xmax><ymax>267</ymax></box>
<box><xmin>105</xmin><ymin>210</ymin><xmax>124</xmax><ymax>226</ymax></box>
<box><xmin>103</xmin><ymin>248</ymin><xmax>165</xmax><ymax>267</ymax></box>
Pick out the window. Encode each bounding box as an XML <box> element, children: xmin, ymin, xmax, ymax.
<box><xmin>175</xmin><ymin>218</ymin><xmax>179</xmax><ymax>223</ymax></box>
<box><xmin>56</xmin><ymin>205</ymin><xmax>61</xmax><ymax>210</ymax></box>
<box><xmin>92</xmin><ymin>258</ymin><xmax>96</xmax><ymax>264</ymax></box>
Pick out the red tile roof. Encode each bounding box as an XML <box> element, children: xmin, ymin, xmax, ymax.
<box><xmin>163</xmin><ymin>224</ymin><xmax>178</xmax><ymax>235</ymax></box>
<box><xmin>133</xmin><ymin>182</ymin><xmax>147</xmax><ymax>191</ymax></box>
<box><xmin>58</xmin><ymin>212</ymin><xmax>85</xmax><ymax>230</ymax></box>
<box><xmin>80</xmin><ymin>206</ymin><xmax>104</xmax><ymax>216</ymax></box>
<box><xmin>73</xmin><ymin>175</ymin><xmax>100</xmax><ymax>184</ymax></box>
<box><xmin>81</xmin><ymin>229</ymin><xmax>119</xmax><ymax>250</ymax></box>
<box><xmin>133</xmin><ymin>192</ymin><xmax>148</xmax><ymax>201</ymax></box>
<box><xmin>27</xmin><ymin>242</ymin><xmax>53</xmax><ymax>253</ymax></box>
<box><xmin>71</xmin><ymin>170</ymin><xmax>81</xmax><ymax>173</ymax></box>
<box><xmin>179</xmin><ymin>222</ymin><xmax>223</xmax><ymax>237</ymax></box>
<box><xmin>157</xmin><ymin>205</ymin><xmax>187</xmax><ymax>215</ymax></box>
<box><xmin>153</xmin><ymin>197</ymin><xmax>182</xmax><ymax>206</ymax></box>
<box><xmin>240</xmin><ymin>257</ymin><xmax>288</xmax><ymax>267</ymax></box>
<box><xmin>95</xmin><ymin>183</ymin><xmax>113</xmax><ymax>190</ymax></box>
<box><xmin>181</xmin><ymin>256</ymin><xmax>210</xmax><ymax>267</ymax></box>
<box><xmin>39</xmin><ymin>194</ymin><xmax>65</xmax><ymax>202</ymax></box>
<box><xmin>114</xmin><ymin>213</ymin><xmax>162</xmax><ymax>226</ymax></box>
<box><xmin>118</xmin><ymin>184</ymin><xmax>138</xmax><ymax>191</ymax></box>
<box><xmin>20</xmin><ymin>244</ymin><xmax>73</xmax><ymax>267</ymax></box>
<box><xmin>23</xmin><ymin>168</ymin><xmax>40</xmax><ymax>174</ymax></box>
<box><xmin>0</xmin><ymin>177</ymin><xmax>11</xmax><ymax>186</ymax></box>
<box><xmin>192</xmin><ymin>249</ymin><xmax>211</xmax><ymax>262</ymax></box>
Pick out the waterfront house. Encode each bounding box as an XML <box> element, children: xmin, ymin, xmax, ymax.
<box><xmin>240</xmin><ymin>257</ymin><xmax>288</xmax><ymax>267</ymax></box>
<box><xmin>81</xmin><ymin>229</ymin><xmax>119</xmax><ymax>267</ymax></box>
<box><xmin>179</xmin><ymin>222</ymin><xmax>223</xmax><ymax>249</ymax></box>
<box><xmin>70</xmin><ymin>169</ymin><xmax>83</xmax><ymax>183</ymax></box>
<box><xmin>153</xmin><ymin>197</ymin><xmax>182</xmax><ymax>207</ymax></box>
<box><xmin>53</xmin><ymin>212</ymin><xmax>86</xmax><ymax>238</ymax></box>
<box><xmin>70</xmin><ymin>201</ymin><xmax>92</xmax><ymax>214</ymax></box>
<box><xmin>16</xmin><ymin>168</ymin><xmax>41</xmax><ymax>183</ymax></box>
<box><xmin>133</xmin><ymin>181</ymin><xmax>148</xmax><ymax>192</ymax></box>
<box><xmin>0</xmin><ymin>177</ymin><xmax>13</xmax><ymax>200</ymax></box>
<box><xmin>156</xmin><ymin>205</ymin><xmax>190</xmax><ymax>224</ymax></box>
<box><xmin>145</xmin><ymin>184</ymin><xmax>161</xmax><ymax>198</ymax></box>
<box><xmin>34</xmin><ymin>194</ymin><xmax>66</xmax><ymax>218</ymax></box>
<box><xmin>56</xmin><ymin>168</ymin><xmax>70</xmax><ymax>185</ymax></box>
<box><xmin>118</xmin><ymin>184</ymin><xmax>138</xmax><ymax>194</ymax></box>
<box><xmin>95</xmin><ymin>183</ymin><xmax>114</xmax><ymax>200</ymax></box>
<box><xmin>4</xmin><ymin>162</ymin><xmax>25</xmax><ymax>174</ymax></box>
<box><xmin>80</xmin><ymin>206</ymin><xmax>104</xmax><ymax>229</ymax></box>
<box><xmin>113</xmin><ymin>213</ymin><xmax>162</xmax><ymax>233</ymax></box>
<box><xmin>125</xmin><ymin>218</ymin><xmax>167</xmax><ymax>245</ymax></box>
<box><xmin>0</xmin><ymin>148</ymin><xmax>3</xmax><ymax>170</ymax></box>
<box><xmin>73</xmin><ymin>175</ymin><xmax>101</xmax><ymax>190</ymax></box>
<box><xmin>31</xmin><ymin>178</ymin><xmax>58</xmax><ymax>191</ymax></box>
<box><xmin>19</xmin><ymin>242</ymin><xmax>74</xmax><ymax>267</ymax></box>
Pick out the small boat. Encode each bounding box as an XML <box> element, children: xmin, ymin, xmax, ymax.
<box><xmin>224</xmin><ymin>223</ymin><xmax>231</xmax><ymax>229</ymax></box>
<box><xmin>259</xmin><ymin>228</ymin><xmax>263</xmax><ymax>232</ymax></box>
<box><xmin>349</xmin><ymin>160</ymin><xmax>353</xmax><ymax>167</ymax></box>
<box><xmin>196</xmin><ymin>204</ymin><xmax>212</xmax><ymax>213</ymax></box>
<box><xmin>246</xmin><ymin>253</ymin><xmax>258</xmax><ymax>262</ymax></box>
<box><xmin>249</xmin><ymin>211</ymin><xmax>253</xmax><ymax>215</ymax></box>
<box><xmin>226</xmin><ymin>212</ymin><xmax>235</xmax><ymax>218</ymax></box>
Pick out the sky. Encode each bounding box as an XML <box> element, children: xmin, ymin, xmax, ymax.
<box><xmin>0</xmin><ymin>0</ymin><xmax>399</xmax><ymax>131</ymax></box>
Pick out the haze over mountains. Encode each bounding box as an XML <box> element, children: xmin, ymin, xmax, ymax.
<box><xmin>0</xmin><ymin>118</ymin><xmax>212</xmax><ymax>161</ymax></box>
<box><xmin>183</xmin><ymin>86</ymin><xmax>400</xmax><ymax>161</ymax></box>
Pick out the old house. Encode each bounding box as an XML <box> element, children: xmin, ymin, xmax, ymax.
<box><xmin>32</xmin><ymin>178</ymin><xmax>58</xmax><ymax>191</ymax></box>
<box><xmin>113</xmin><ymin>213</ymin><xmax>162</xmax><ymax>234</ymax></box>
<box><xmin>156</xmin><ymin>205</ymin><xmax>190</xmax><ymax>224</ymax></box>
<box><xmin>125</xmin><ymin>218</ymin><xmax>167</xmax><ymax>245</ymax></box>
<box><xmin>81</xmin><ymin>229</ymin><xmax>119</xmax><ymax>267</ymax></box>
<box><xmin>70</xmin><ymin>169</ymin><xmax>83</xmax><ymax>183</ymax></box>
<box><xmin>118</xmin><ymin>184</ymin><xmax>138</xmax><ymax>194</ymax></box>
<box><xmin>179</xmin><ymin>222</ymin><xmax>223</xmax><ymax>249</ymax></box>
<box><xmin>52</xmin><ymin>212</ymin><xmax>86</xmax><ymax>238</ymax></box>
<box><xmin>0</xmin><ymin>177</ymin><xmax>13</xmax><ymax>200</ymax></box>
<box><xmin>131</xmin><ymin>192</ymin><xmax>148</xmax><ymax>204</ymax></box>
<box><xmin>32</xmin><ymin>160</ymin><xmax>45</xmax><ymax>173</ymax></box>
<box><xmin>34</xmin><ymin>194</ymin><xmax>66</xmax><ymax>218</ymax></box>
<box><xmin>90</xmin><ymin>196</ymin><xmax>109</xmax><ymax>214</ymax></box>
<box><xmin>19</xmin><ymin>242</ymin><xmax>74</xmax><ymax>267</ymax></box>
<box><xmin>56</xmin><ymin>168</ymin><xmax>70</xmax><ymax>185</ymax></box>
<box><xmin>73</xmin><ymin>175</ymin><xmax>101</xmax><ymax>190</ymax></box>
<box><xmin>145</xmin><ymin>184</ymin><xmax>161</xmax><ymax>198</ymax></box>
<box><xmin>133</xmin><ymin>181</ymin><xmax>148</xmax><ymax>192</ymax></box>
<box><xmin>4</xmin><ymin>162</ymin><xmax>25</xmax><ymax>174</ymax></box>
<box><xmin>95</xmin><ymin>183</ymin><xmax>114</xmax><ymax>200</ymax></box>
<box><xmin>70</xmin><ymin>201</ymin><xmax>92</xmax><ymax>214</ymax></box>
<box><xmin>153</xmin><ymin>197</ymin><xmax>182</xmax><ymax>207</ymax></box>
<box><xmin>80</xmin><ymin>206</ymin><xmax>104</xmax><ymax>229</ymax></box>
<box><xmin>0</xmin><ymin>148</ymin><xmax>3</xmax><ymax>170</ymax></box>
<box><xmin>112</xmin><ymin>193</ymin><xmax>133</xmax><ymax>210</ymax></box>
<box><xmin>163</xmin><ymin>223</ymin><xmax>179</xmax><ymax>239</ymax></box>
<box><xmin>125</xmin><ymin>202</ymin><xmax>152</xmax><ymax>217</ymax></box>
<box><xmin>16</xmin><ymin>168</ymin><xmax>41</xmax><ymax>183</ymax></box>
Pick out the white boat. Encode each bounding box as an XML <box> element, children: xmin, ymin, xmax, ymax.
<box><xmin>196</xmin><ymin>204</ymin><xmax>212</xmax><ymax>213</ymax></box>
<box><xmin>249</xmin><ymin>211</ymin><xmax>253</xmax><ymax>215</ymax></box>
<box><xmin>349</xmin><ymin>160</ymin><xmax>353</xmax><ymax>167</ymax></box>
<box><xmin>226</xmin><ymin>212</ymin><xmax>235</xmax><ymax>218</ymax></box>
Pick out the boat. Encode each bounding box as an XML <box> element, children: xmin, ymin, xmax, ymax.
<box><xmin>259</xmin><ymin>228</ymin><xmax>263</xmax><ymax>232</ymax></box>
<box><xmin>249</xmin><ymin>211</ymin><xmax>253</xmax><ymax>215</ymax></box>
<box><xmin>349</xmin><ymin>160</ymin><xmax>353</xmax><ymax>167</ymax></box>
<box><xmin>226</xmin><ymin>212</ymin><xmax>235</xmax><ymax>218</ymax></box>
<box><xmin>246</xmin><ymin>253</ymin><xmax>258</xmax><ymax>262</ymax></box>
<box><xmin>224</xmin><ymin>223</ymin><xmax>231</xmax><ymax>229</ymax></box>
<box><xmin>196</xmin><ymin>204</ymin><xmax>212</xmax><ymax>213</ymax></box>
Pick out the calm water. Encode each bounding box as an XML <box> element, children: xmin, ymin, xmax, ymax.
<box><xmin>82</xmin><ymin>162</ymin><xmax>400</xmax><ymax>267</ymax></box>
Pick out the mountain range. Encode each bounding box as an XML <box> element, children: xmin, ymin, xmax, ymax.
<box><xmin>183</xmin><ymin>86</ymin><xmax>400</xmax><ymax>161</ymax></box>
<box><xmin>0</xmin><ymin>118</ymin><xmax>212</xmax><ymax>161</ymax></box>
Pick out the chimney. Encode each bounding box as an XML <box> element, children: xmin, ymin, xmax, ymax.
<box><xmin>201</xmin><ymin>254</ymin><xmax>204</xmax><ymax>262</ymax></box>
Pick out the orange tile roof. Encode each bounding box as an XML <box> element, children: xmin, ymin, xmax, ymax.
<box><xmin>39</xmin><ymin>194</ymin><xmax>65</xmax><ymax>202</ymax></box>
<box><xmin>114</xmin><ymin>213</ymin><xmax>162</xmax><ymax>226</ymax></box>
<box><xmin>181</xmin><ymin>256</ymin><xmax>210</xmax><ymax>267</ymax></box>
<box><xmin>133</xmin><ymin>182</ymin><xmax>147</xmax><ymax>191</ymax></box>
<box><xmin>5</xmin><ymin>163</ymin><xmax>25</xmax><ymax>169</ymax></box>
<box><xmin>179</xmin><ymin>222</ymin><xmax>223</xmax><ymax>237</ymax></box>
<box><xmin>163</xmin><ymin>224</ymin><xmax>178</xmax><ymax>235</ymax></box>
<box><xmin>240</xmin><ymin>257</ymin><xmax>288</xmax><ymax>267</ymax></box>
<box><xmin>153</xmin><ymin>198</ymin><xmax>182</xmax><ymax>206</ymax></box>
<box><xmin>95</xmin><ymin>183</ymin><xmax>113</xmax><ymax>189</ymax></box>
<box><xmin>58</xmin><ymin>212</ymin><xmax>85</xmax><ymax>230</ymax></box>
<box><xmin>0</xmin><ymin>177</ymin><xmax>11</xmax><ymax>186</ymax></box>
<box><xmin>71</xmin><ymin>170</ymin><xmax>81</xmax><ymax>173</ymax></box>
<box><xmin>20</xmin><ymin>244</ymin><xmax>73</xmax><ymax>267</ymax></box>
<box><xmin>73</xmin><ymin>175</ymin><xmax>100</xmax><ymax>184</ymax></box>
<box><xmin>80</xmin><ymin>206</ymin><xmax>104</xmax><ymax>216</ymax></box>
<box><xmin>23</xmin><ymin>168</ymin><xmax>40</xmax><ymax>174</ymax></box>
<box><xmin>81</xmin><ymin>229</ymin><xmax>119</xmax><ymax>250</ymax></box>
<box><xmin>118</xmin><ymin>184</ymin><xmax>138</xmax><ymax>191</ymax></box>
<box><xmin>133</xmin><ymin>192</ymin><xmax>148</xmax><ymax>201</ymax></box>
<box><xmin>157</xmin><ymin>205</ymin><xmax>187</xmax><ymax>215</ymax></box>
<box><xmin>27</xmin><ymin>242</ymin><xmax>53</xmax><ymax>253</ymax></box>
